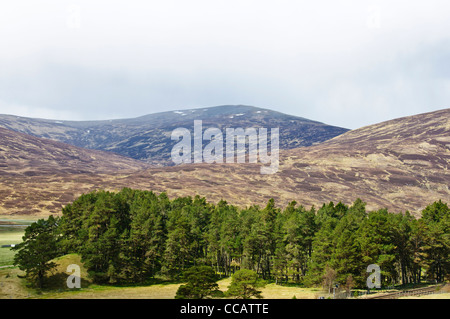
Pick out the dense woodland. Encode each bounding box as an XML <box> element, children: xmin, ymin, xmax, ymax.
<box><xmin>14</xmin><ymin>188</ymin><xmax>450</xmax><ymax>289</ymax></box>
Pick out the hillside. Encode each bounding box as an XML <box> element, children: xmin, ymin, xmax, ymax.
<box><xmin>116</xmin><ymin>108</ymin><xmax>450</xmax><ymax>216</ymax></box>
<box><xmin>0</xmin><ymin>108</ymin><xmax>449</xmax><ymax>217</ymax></box>
<box><xmin>0</xmin><ymin>127</ymin><xmax>149</xmax><ymax>176</ymax></box>
<box><xmin>280</xmin><ymin>108</ymin><xmax>450</xmax><ymax>213</ymax></box>
<box><xmin>0</xmin><ymin>105</ymin><xmax>349</xmax><ymax>165</ymax></box>
<box><xmin>0</xmin><ymin>127</ymin><xmax>148</xmax><ymax>215</ymax></box>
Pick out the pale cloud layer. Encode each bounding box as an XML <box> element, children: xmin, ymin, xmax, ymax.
<box><xmin>0</xmin><ymin>0</ymin><xmax>449</xmax><ymax>128</ymax></box>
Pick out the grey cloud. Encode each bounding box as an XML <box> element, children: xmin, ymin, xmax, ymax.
<box><xmin>0</xmin><ymin>1</ymin><xmax>449</xmax><ymax>129</ymax></box>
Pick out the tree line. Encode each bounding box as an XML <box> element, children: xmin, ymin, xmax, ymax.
<box><xmin>13</xmin><ymin>188</ymin><xmax>450</xmax><ymax>289</ymax></box>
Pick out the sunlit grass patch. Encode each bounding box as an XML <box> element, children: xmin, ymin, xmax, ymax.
<box><xmin>0</xmin><ymin>227</ymin><xmax>25</xmax><ymax>266</ymax></box>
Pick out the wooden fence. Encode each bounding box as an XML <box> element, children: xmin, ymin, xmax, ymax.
<box><xmin>364</xmin><ymin>284</ymin><xmax>447</xmax><ymax>299</ymax></box>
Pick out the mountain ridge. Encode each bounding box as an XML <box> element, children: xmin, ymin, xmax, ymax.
<box><xmin>0</xmin><ymin>126</ymin><xmax>150</xmax><ymax>176</ymax></box>
<box><xmin>0</xmin><ymin>105</ymin><xmax>349</xmax><ymax>165</ymax></box>
<box><xmin>0</xmin><ymin>107</ymin><xmax>449</xmax><ymax>217</ymax></box>
<box><xmin>114</xmin><ymin>107</ymin><xmax>450</xmax><ymax>216</ymax></box>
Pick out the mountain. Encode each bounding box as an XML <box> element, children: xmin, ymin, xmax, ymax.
<box><xmin>0</xmin><ymin>127</ymin><xmax>149</xmax><ymax>176</ymax></box>
<box><xmin>115</xmin><ymin>108</ymin><xmax>450</xmax><ymax>216</ymax></box>
<box><xmin>0</xmin><ymin>105</ymin><xmax>349</xmax><ymax>165</ymax></box>
<box><xmin>279</xmin><ymin>108</ymin><xmax>450</xmax><ymax>213</ymax></box>
<box><xmin>0</xmin><ymin>108</ymin><xmax>448</xmax><ymax>217</ymax></box>
<box><xmin>0</xmin><ymin>127</ymin><xmax>149</xmax><ymax>215</ymax></box>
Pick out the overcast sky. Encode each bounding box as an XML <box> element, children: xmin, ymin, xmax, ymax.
<box><xmin>0</xmin><ymin>1</ymin><xmax>449</xmax><ymax>129</ymax></box>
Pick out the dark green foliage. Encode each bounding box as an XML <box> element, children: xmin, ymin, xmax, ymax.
<box><xmin>12</xmin><ymin>215</ymin><xmax>61</xmax><ymax>288</ymax></box>
<box><xmin>15</xmin><ymin>188</ymin><xmax>450</xmax><ymax>290</ymax></box>
<box><xmin>417</xmin><ymin>201</ymin><xmax>450</xmax><ymax>282</ymax></box>
<box><xmin>175</xmin><ymin>266</ymin><xmax>220</xmax><ymax>299</ymax></box>
<box><xmin>225</xmin><ymin>269</ymin><xmax>266</xmax><ymax>299</ymax></box>
<box><xmin>356</xmin><ymin>209</ymin><xmax>396</xmax><ymax>285</ymax></box>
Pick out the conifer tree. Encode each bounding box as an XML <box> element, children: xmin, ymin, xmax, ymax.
<box><xmin>175</xmin><ymin>266</ymin><xmax>220</xmax><ymax>299</ymax></box>
<box><xmin>226</xmin><ymin>269</ymin><xmax>266</xmax><ymax>299</ymax></box>
<box><xmin>12</xmin><ymin>216</ymin><xmax>61</xmax><ymax>288</ymax></box>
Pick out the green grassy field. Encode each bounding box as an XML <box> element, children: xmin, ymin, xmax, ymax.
<box><xmin>0</xmin><ymin>227</ymin><xmax>26</xmax><ymax>267</ymax></box>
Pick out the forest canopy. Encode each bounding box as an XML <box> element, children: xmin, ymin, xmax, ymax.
<box><xmin>14</xmin><ymin>188</ymin><xmax>450</xmax><ymax>288</ymax></box>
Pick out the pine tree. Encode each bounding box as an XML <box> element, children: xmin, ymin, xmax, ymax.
<box><xmin>356</xmin><ymin>209</ymin><xmax>396</xmax><ymax>286</ymax></box>
<box><xmin>419</xmin><ymin>201</ymin><xmax>450</xmax><ymax>282</ymax></box>
<box><xmin>175</xmin><ymin>266</ymin><xmax>220</xmax><ymax>299</ymax></box>
<box><xmin>12</xmin><ymin>216</ymin><xmax>61</xmax><ymax>288</ymax></box>
<box><xmin>225</xmin><ymin>269</ymin><xmax>266</xmax><ymax>299</ymax></box>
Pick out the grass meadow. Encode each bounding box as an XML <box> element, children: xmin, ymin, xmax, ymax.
<box><xmin>0</xmin><ymin>218</ymin><xmax>31</xmax><ymax>266</ymax></box>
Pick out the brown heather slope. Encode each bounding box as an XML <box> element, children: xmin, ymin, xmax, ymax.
<box><xmin>0</xmin><ymin>127</ymin><xmax>150</xmax><ymax>176</ymax></box>
<box><xmin>0</xmin><ymin>109</ymin><xmax>449</xmax><ymax>217</ymax></box>
<box><xmin>0</xmin><ymin>127</ymin><xmax>149</xmax><ymax>216</ymax></box>
<box><xmin>279</xmin><ymin>108</ymin><xmax>450</xmax><ymax>214</ymax></box>
<box><xmin>117</xmin><ymin>108</ymin><xmax>450</xmax><ymax>217</ymax></box>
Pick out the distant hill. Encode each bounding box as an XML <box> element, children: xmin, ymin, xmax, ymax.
<box><xmin>0</xmin><ymin>127</ymin><xmax>149</xmax><ymax>177</ymax></box>
<box><xmin>0</xmin><ymin>108</ymin><xmax>448</xmax><ymax>217</ymax></box>
<box><xmin>278</xmin><ymin>108</ymin><xmax>450</xmax><ymax>214</ymax></box>
<box><xmin>115</xmin><ymin>108</ymin><xmax>450</xmax><ymax>216</ymax></box>
<box><xmin>0</xmin><ymin>127</ymin><xmax>149</xmax><ymax>215</ymax></box>
<box><xmin>0</xmin><ymin>105</ymin><xmax>349</xmax><ymax>165</ymax></box>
